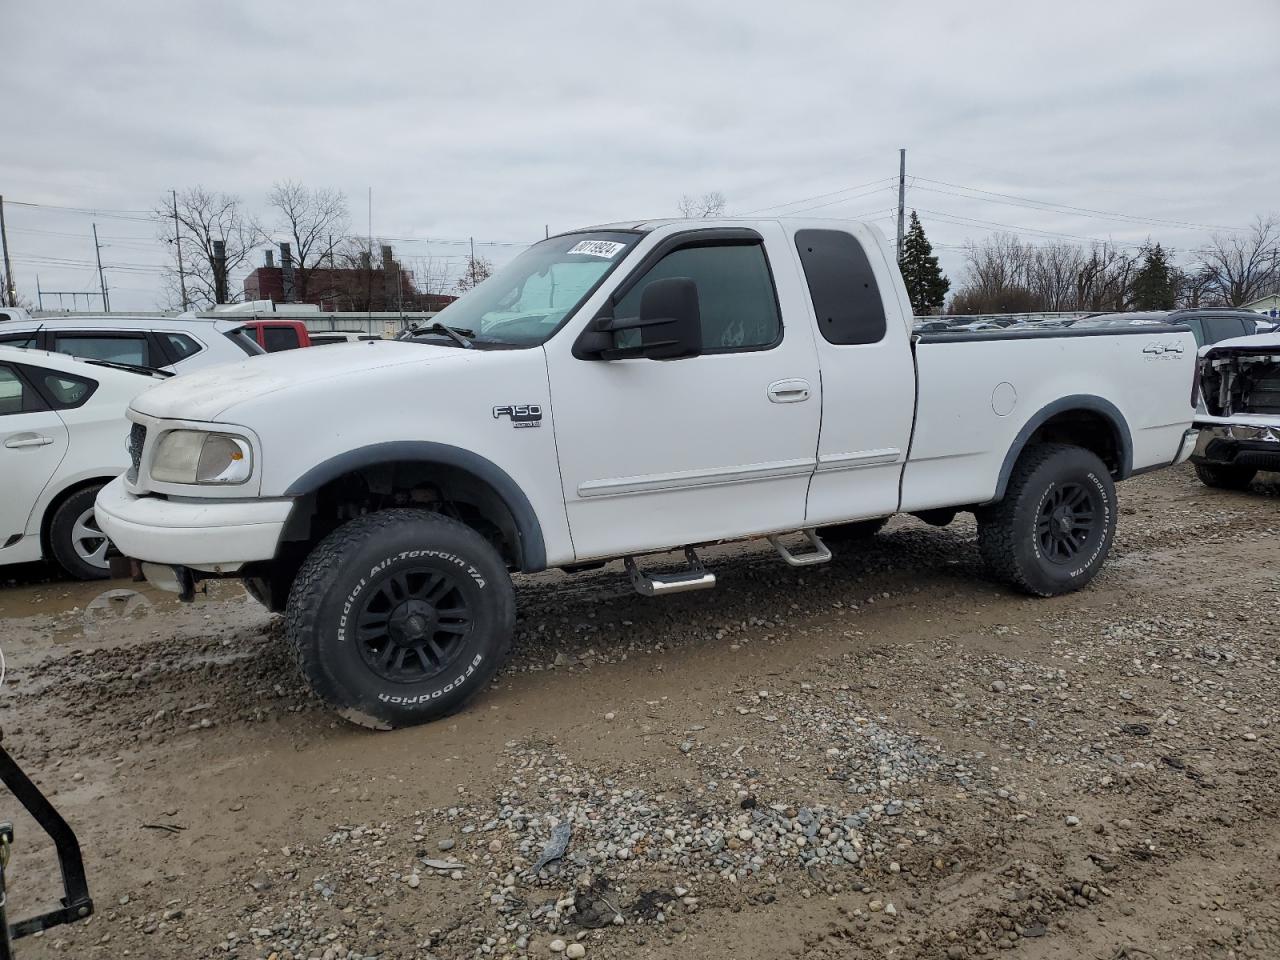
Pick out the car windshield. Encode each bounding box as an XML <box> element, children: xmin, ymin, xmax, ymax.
<box><xmin>425</xmin><ymin>231</ymin><xmax>640</xmax><ymax>347</ymax></box>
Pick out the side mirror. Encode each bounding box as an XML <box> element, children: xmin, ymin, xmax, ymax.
<box><xmin>575</xmin><ymin>277</ymin><xmax>703</xmax><ymax>361</ymax></box>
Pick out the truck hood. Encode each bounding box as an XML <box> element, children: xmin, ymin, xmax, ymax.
<box><xmin>131</xmin><ymin>340</ymin><xmax>468</xmax><ymax>421</ymax></box>
<box><xmin>1203</xmin><ymin>332</ymin><xmax>1280</xmax><ymax>357</ymax></box>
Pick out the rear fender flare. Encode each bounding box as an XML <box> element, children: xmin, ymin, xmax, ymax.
<box><xmin>990</xmin><ymin>395</ymin><xmax>1132</xmax><ymax>503</ymax></box>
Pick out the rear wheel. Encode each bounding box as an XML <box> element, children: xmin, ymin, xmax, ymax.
<box><xmin>285</xmin><ymin>508</ymin><xmax>515</xmax><ymax>729</ymax></box>
<box><xmin>1194</xmin><ymin>463</ymin><xmax>1256</xmax><ymax>491</ymax></box>
<box><xmin>976</xmin><ymin>443</ymin><xmax>1116</xmax><ymax>597</ymax></box>
<box><xmin>48</xmin><ymin>486</ymin><xmax>111</xmax><ymax>581</ymax></box>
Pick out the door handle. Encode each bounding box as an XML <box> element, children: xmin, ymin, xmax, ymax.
<box><xmin>767</xmin><ymin>379</ymin><xmax>811</xmax><ymax>403</ymax></box>
<box><xmin>4</xmin><ymin>435</ymin><xmax>55</xmax><ymax>449</ymax></box>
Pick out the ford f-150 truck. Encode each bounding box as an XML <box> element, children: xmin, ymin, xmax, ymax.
<box><xmin>96</xmin><ymin>218</ymin><xmax>1199</xmax><ymax>729</ymax></box>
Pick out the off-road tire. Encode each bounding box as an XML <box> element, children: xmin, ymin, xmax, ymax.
<box><xmin>286</xmin><ymin>508</ymin><xmax>515</xmax><ymax>730</ymax></box>
<box><xmin>820</xmin><ymin>517</ymin><xmax>889</xmax><ymax>546</ymax></box>
<box><xmin>48</xmin><ymin>486</ymin><xmax>111</xmax><ymax>581</ymax></box>
<box><xmin>1194</xmin><ymin>462</ymin><xmax>1256</xmax><ymax>491</ymax></box>
<box><xmin>976</xmin><ymin>443</ymin><xmax>1116</xmax><ymax>597</ymax></box>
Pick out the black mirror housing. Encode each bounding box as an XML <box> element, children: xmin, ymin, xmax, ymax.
<box><xmin>575</xmin><ymin>277</ymin><xmax>702</xmax><ymax>361</ymax></box>
<box><xmin>634</xmin><ymin>277</ymin><xmax>701</xmax><ymax>360</ymax></box>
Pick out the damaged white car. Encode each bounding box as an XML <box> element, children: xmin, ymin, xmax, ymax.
<box><xmin>1192</xmin><ymin>333</ymin><xmax>1280</xmax><ymax>490</ymax></box>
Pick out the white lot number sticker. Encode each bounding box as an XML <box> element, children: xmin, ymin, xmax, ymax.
<box><xmin>568</xmin><ymin>239</ymin><xmax>625</xmax><ymax>259</ymax></box>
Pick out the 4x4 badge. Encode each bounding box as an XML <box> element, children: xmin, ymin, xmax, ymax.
<box><xmin>493</xmin><ymin>404</ymin><xmax>542</xmax><ymax>428</ymax></box>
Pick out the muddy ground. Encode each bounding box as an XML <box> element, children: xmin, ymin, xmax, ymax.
<box><xmin>0</xmin><ymin>464</ymin><xmax>1277</xmax><ymax>960</ymax></box>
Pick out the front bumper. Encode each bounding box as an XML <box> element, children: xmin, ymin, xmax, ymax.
<box><xmin>95</xmin><ymin>476</ymin><xmax>293</xmax><ymax>574</ymax></box>
<box><xmin>1191</xmin><ymin>422</ymin><xmax>1280</xmax><ymax>472</ymax></box>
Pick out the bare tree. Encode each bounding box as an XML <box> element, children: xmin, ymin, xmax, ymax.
<box><xmin>677</xmin><ymin>191</ymin><xmax>727</xmax><ymax>218</ymax></box>
<box><xmin>266</xmin><ymin>181</ymin><xmax>350</xmax><ymax>303</ymax></box>
<box><xmin>157</xmin><ymin>187</ymin><xmax>262</xmax><ymax>309</ymax></box>
<box><xmin>456</xmin><ymin>253</ymin><xmax>494</xmax><ymax>292</ymax></box>
<box><xmin>1074</xmin><ymin>243</ymin><xmax>1138</xmax><ymax>312</ymax></box>
<box><xmin>1193</xmin><ymin>215</ymin><xmax>1280</xmax><ymax>306</ymax></box>
<box><xmin>950</xmin><ymin>233</ymin><xmax>1139</xmax><ymax>314</ymax></box>
<box><xmin>1027</xmin><ymin>242</ymin><xmax>1086</xmax><ymax>311</ymax></box>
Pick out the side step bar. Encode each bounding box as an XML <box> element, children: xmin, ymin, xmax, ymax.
<box><xmin>768</xmin><ymin>528</ymin><xmax>832</xmax><ymax>567</ymax></box>
<box><xmin>625</xmin><ymin>547</ymin><xmax>716</xmax><ymax>596</ymax></box>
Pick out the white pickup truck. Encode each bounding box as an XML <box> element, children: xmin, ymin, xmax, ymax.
<box><xmin>96</xmin><ymin>218</ymin><xmax>1199</xmax><ymax>728</ymax></box>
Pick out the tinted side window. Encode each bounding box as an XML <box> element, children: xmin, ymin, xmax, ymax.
<box><xmin>1202</xmin><ymin>316</ymin><xmax>1246</xmax><ymax>345</ymax></box>
<box><xmin>794</xmin><ymin>229</ymin><xmax>887</xmax><ymax>345</ymax></box>
<box><xmin>613</xmin><ymin>243</ymin><xmax>781</xmax><ymax>352</ymax></box>
<box><xmin>263</xmin><ymin>326</ymin><xmax>301</xmax><ymax>351</ymax></box>
<box><xmin>0</xmin><ymin>365</ymin><xmax>27</xmax><ymax>416</ymax></box>
<box><xmin>163</xmin><ymin>332</ymin><xmax>202</xmax><ymax>361</ymax></box>
<box><xmin>0</xmin><ymin>333</ymin><xmax>37</xmax><ymax>349</ymax></box>
<box><xmin>38</xmin><ymin>370</ymin><xmax>97</xmax><ymax>408</ymax></box>
<box><xmin>53</xmin><ymin>333</ymin><xmax>149</xmax><ymax>366</ymax></box>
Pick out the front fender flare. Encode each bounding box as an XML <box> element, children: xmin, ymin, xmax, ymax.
<box><xmin>283</xmin><ymin>441</ymin><xmax>547</xmax><ymax>572</ymax></box>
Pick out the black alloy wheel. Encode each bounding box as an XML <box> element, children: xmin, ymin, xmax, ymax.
<box><xmin>1034</xmin><ymin>482</ymin><xmax>1098</xmax><ymax>565</ymax></box>
<box><xmin>355</xmin><ymin>568</ymin><xmax>473</xmax><ymax>683</ymax></box>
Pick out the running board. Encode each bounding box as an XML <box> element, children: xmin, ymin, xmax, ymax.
<box><xmin>768</xmin><ymin>529</ymin><xmax>832</xmax><ymax>567</ymax></box>
<box><xmin>625</xmin><ymin>547</ymin><xmax>716</xmax><ymax>596</ymax></box>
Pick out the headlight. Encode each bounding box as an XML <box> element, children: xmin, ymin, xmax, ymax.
<box><xmin>150</xmin><ymin>430</ymin><xmax>253</xmax><ymax>484</ymax></box>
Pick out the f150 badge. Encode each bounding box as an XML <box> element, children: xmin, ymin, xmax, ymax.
<box><xmin>493</xmin><ymin>404</ymin><xmax>543</xmax><ymax>428</ymax></box>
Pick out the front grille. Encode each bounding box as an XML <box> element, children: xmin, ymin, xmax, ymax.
<box><xmin>127</xmin><ymin>422</ymin><xmax>147</xmax><ymax>482</ymax></box>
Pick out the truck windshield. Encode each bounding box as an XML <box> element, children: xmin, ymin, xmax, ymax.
<box><xmin>426</xmin><ymin>231</ymin><xmax>640</xmax><ymax>347</ymax></box>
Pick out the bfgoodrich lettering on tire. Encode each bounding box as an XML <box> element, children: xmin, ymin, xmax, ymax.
<box><xmin>285</xmin><ymin>508</ymin><xmax>515</xmax><ymax>729</ymax></box>
<box><xmin>976</xmin><ymin>443</ymin><xmax>1116</xmax><ymax>597</ymax></box>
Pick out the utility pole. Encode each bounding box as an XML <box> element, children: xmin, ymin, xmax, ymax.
<box><xmin>0</xmin><ymin>194</ymin><xmax>15</xmax><ymax>307</ymax></box>
<box><xmin>896</xmin><ymin>148</ymin><xmax>906</xmax><ymax>263</ymax></box>
<box><xmin>172</xmin><ymin>189</ymin><xmax>189</xmax><ymax>310</ymax></box>
<box><xmin>211</xmin><ymin>239</ymin><xmax>227</xmax><ymax>304</ymax></box>
<box><xmin>92</xmin><ymin>223</ymin><xmax>110</xmax><ymax>311</ymax></box>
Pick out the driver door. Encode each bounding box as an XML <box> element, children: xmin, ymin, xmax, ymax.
<box><xmin>546</xmin><ymin>226</ymin><xmax>822</xmax><ymax>561</ymax></box>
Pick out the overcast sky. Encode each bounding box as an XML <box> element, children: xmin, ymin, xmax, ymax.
<box><xmin>3</xmin><ymin>0</ymin><xmax>1278</xmax><ymax>311</ymax></box>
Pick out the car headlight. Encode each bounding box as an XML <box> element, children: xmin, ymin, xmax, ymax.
<box><xmin>150</xmin><ymin>430</ymin><xmax>253</xmax><ymax>484</ymax></box>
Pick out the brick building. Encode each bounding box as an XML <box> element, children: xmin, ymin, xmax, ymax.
<box><xmin>243</xmin><ymin>243</ymin><xmax>456</xmax><ymax>312</ymax></box>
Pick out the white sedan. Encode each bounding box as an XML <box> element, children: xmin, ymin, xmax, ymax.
<box><xmin>0</xmin><ymin>346</ymin><xmax>166</xmax><ymax>579</ymax></box>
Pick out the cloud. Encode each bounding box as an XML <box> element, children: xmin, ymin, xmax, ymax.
<box><xmin>3</xmin><ymin>0</ymin><xmax>1277</xmax><ymax>309</ymax></box>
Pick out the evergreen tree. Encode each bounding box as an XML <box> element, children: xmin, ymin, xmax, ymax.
<box><xmin>900</xmin><ymin>211</ymin><xmax>950</xmax><ymax>314</ymax></box>
<box><xmin>1131</xmin><ymin>242</ymin><xmax>1176</xmax><ymax>310</ymax></box>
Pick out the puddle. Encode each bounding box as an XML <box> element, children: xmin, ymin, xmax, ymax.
<box><xmin>0</xmin><ymin>577</ymin><xmax>262</xmax><ymax>670</ymax></box>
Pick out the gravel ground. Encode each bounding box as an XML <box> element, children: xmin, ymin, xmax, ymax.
<box><xmin>0</xmin><ymin>464</ymin><xmax>1277</xmax><ymax>960</ymax></box>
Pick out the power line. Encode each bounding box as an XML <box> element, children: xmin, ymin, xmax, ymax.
<box><xmin>911</xmin><ymin>176</ymin><xmax>1246</xmax><ymax>233</ymax></box>
<box><xmin>911</xmin><ymin>206</ymin><xmax>1137</xmax><ymax>247</ymax></box>
<box><xmin>735</xmin><ymin>176</ymin><xmax>897</xmax><ymax>216</ymax></box>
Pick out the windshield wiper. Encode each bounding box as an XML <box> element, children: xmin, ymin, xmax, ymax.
<box><xmin>83</xmin><ymin>359</ymin><xmax>174</xmax><ymax>378</ymax></box>
<box><xmin>405</xmin><ymin>322</ymin><xmax>474</xmax><ymax>349</ymax></box>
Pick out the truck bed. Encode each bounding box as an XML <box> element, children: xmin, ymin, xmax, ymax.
<box><xmin>902</xmin><ymin>324</ymin><xmax>1196</xmax><ymax>512</ymax></box>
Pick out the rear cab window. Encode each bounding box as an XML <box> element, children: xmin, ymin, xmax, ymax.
<box><xmin>794</xmin><ymin>229</ymin><xmax>887</xmax><ymax>345</ymax></box>
<box><xmin>263</xmin><ymin>326</ymin><xmax>302</xmax><ymax>351</ymax></box>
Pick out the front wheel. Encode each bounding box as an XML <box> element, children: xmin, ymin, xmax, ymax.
<box><xmin>976</xmin><ymin>443</ymin><xmax>1116</xmax><ymax>597</ymax></box>
<box><xmin>286</xmin><ymin>508</ymin><xmax>516</xmax><ymax>729</ymax></box>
